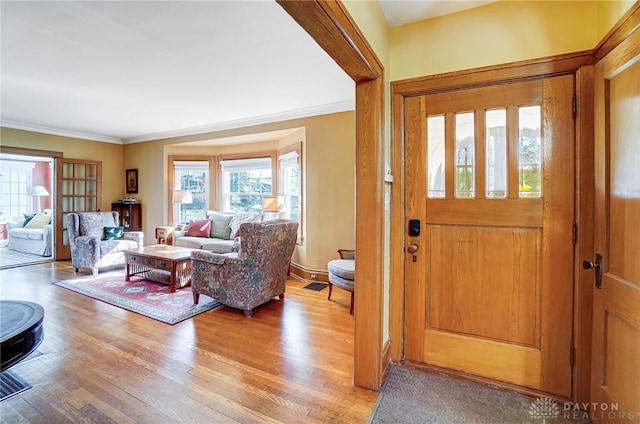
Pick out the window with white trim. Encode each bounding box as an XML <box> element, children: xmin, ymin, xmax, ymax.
<box><xmin>0</xmin><ymin>160</ymin><xmax>34</xmax><ymax>218</ymax></box>
<box><xmin>221</xmin><ymin>157</ymin><xmax>272</xmax><ymax>212</ymax></box>
<box><xmin>173</xmin><ymin>160</ymin><xmax>209</xmax><ymax>224</ymax></box>
<box><xmin>279</xmin><ymin>150</ymin><xmax>300</xmax><ymax>223</ymax></box>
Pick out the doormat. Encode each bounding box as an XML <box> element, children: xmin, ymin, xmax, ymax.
<box><xmin>369</xmin><ymin>366</ymin><xmax>590</xmax><ymax>423</ymax></box>
<box><xmin>303</xmin><ymin>282</ymin><xmax>328</xmax><ymax>291</ymax></box>
<box><xmin>53</xmin><ymin>271</ymin><xmax>221</xmax><ymax>325</ymax></box>
<box><xmin>0</xmin><ymin>370</ymin><xmax>31</xmax><ymax>402</ymax></box>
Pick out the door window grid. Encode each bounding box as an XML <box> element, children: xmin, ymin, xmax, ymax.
<box><xmin>426</xmin><ymin>105</ymin><xmax>542</xmax><ymax>199</ymax></box>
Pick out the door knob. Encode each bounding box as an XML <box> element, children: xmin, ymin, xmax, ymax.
<box><xmin>582</xmin><ymin>260</ymin><xmax>600</xmax><ymax>270</ymax></box>
<box><xmin>407</xmin><ymin>243</ymin><xmax>419</xmax><ymax>253</ymax></box>
<box><xmin>583</xmin><ymin>253</ymin><xmax>603</xmax><ymax>289</ymax></box>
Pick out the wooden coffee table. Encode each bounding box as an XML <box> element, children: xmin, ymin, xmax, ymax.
<box><xmin>124</xmin><ymin>244</ymin><xmax>198</xmax><ymax>292</ymax></box>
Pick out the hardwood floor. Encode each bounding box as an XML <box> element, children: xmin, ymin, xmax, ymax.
<box><xmin>0</xmin><ymin>261</ymin><xmax>377</xmax><ymax>423</ymax></box>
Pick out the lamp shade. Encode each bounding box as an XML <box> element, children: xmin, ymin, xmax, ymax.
<box><xmin>27</xmin><ymin>185</ymin><xmax>49</xmax><ymax>197</ymax></box>
<box><xmin>262</xmin><ymin>196</ymin><xmax>285</xmax><ymax>213</ymax></box>
<box><xmin>172</xmin><ymin>190</ymin><xmax>193</xmax><ymax>204</ymax></box>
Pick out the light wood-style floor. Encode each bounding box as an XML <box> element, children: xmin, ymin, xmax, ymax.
<box><xmin>0</xmin><ymin>261</ymin><xmax>377</xmax><ymax>423</ymax></box>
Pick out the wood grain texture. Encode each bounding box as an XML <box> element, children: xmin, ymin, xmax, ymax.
<box><xmin>573</xmin><ymin>65</ymin><xmax>595</xmax><ymax>406</ymax></box>
<box><xmin>354</xmin><ymin>77</ymin><xmax>385</xmax><ymax>390</ymax></box>
<box><xmin>591</xmin><ymin>27</ymin><xmax>640</xmax><ymax>420</ymax></box>
<box><xmin>404</xmin><ymin>75</ymin><xmax>575</xmax><ymax>397</ymax></box>
<box><xmin>0</xmin><ymin>261</ymin><xmax>377</xmax><ymax>423</ymax></box>
<box><xmin>389</xmin><ymin>92</ymin><xmax>406</xmax><ymax>363</ymax></box>
<box><xmin>277</xmin><ymin>0</ymin><xmax>387</xmax><ymax>391</ymax></box>
<box><xmin>403</xmin><ymin>96</ymin><xmax>427</xmax><ymax>361</ymax></box>
<box><xmin>427</xmin><ymin>226</ymin><xmax>541</xmax><ymax>347</ymax></box>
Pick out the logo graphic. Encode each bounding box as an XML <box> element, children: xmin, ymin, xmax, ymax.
<box><xmin>529</xmin><ymin>397</ymin><xmax>560</xmax><ymax>423</ymax></box>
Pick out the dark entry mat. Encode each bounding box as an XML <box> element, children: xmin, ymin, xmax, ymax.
<box><xmin>303</xmin><ymin>282</ymin><xmax>328</xmax><ymax>291</ymax></box>
<box><xmin>0</xmin><ymin>370</ymin><xmax>32</xmax><ymax>402</ymax></box>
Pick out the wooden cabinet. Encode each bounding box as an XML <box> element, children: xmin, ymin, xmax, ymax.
<box><xmin>111</xmin><ymin>202</ymin><xmax>142</xmax><ymax>231</ymax></box>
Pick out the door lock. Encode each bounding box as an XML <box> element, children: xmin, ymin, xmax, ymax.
<box><xmin>408</xmin><ymin>243</ymin><xmax>419</xmax><ymax>254</ymax></box>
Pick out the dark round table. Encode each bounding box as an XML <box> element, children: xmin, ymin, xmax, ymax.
<box><xmin>0</xmin><ymin>300</ymin><xmax>44</xmax><ymax>372</ymax></box>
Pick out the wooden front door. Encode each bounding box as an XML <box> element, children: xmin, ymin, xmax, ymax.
<box><xmin>404</xmin><ymin>75</ymin><xmax>575</xmax><ymax>397</ymax></box>
<box><xmin>589</xmin><ymin>28</ymin><xmax>640</xmax><ymax>420</ymax></box>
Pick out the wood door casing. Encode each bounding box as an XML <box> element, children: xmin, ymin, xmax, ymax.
<box><xmin>590</xmin><ymin>26</ymin><xmax>640</xmax><ymax>422</ymax></box>
<box><xmin>404</xmin><ymin>76</ymin><xmax>575</xmax><ymax>397</ymax></box>
<box><xmin>56</xmin><ymin>158</ymin><xmax>101</xmax><ymax>260</ymax></box>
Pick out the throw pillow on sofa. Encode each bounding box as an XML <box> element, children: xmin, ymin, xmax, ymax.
<box><xmin>22</xmin><ymin>213</ymin><xmax>36</xmax><ymax>227</ymax></box>
<box><xmin>208</xmin><ymin>213</ymin><xmax>234</xmax><ymax>239</ymax></box>
<box><xmin>229</xmin><ymin>212</ymin><xmax>260</xmax><ymax>238</ymax></box>
<box><xmin>186</xmin><ymin>219</ymin><xmax>211</xmax><ymax>237</ymax></box>
<box><xmin>24</xmin><ymin>213</ymin><xmax>51</xmax><ymax>229</ymax></box>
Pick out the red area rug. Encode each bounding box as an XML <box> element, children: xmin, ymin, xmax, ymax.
<box><xmin>53</xmin><ymin>271</ymin><xmax>220</xmax><ymax>324</ymax></box>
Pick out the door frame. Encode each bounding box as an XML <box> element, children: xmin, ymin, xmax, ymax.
<box><xmin>277</xmin><ymin>1</ymin><xmax>386</xmax><ymax>390</ymax></box>
<box><xmin>389</xmin><ymin>3</ymin><xmax>639</xmax><ymax>403</ymax></box>
<box><xmin>391</xmin><ymin>55</ymin><xmax>594</xmax><ymax>401</ymax></box>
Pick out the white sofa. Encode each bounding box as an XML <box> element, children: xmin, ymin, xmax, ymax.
<box><xmin>173</xmin><ymin>211</ymin><xmax>261</xmax><ymax>254</ymax></box>
<box><xmin>6</xmin><ymin>209</ymin><xmax>53</xmax><ymax>256</ymax></box>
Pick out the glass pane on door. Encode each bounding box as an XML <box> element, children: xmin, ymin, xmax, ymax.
<box><xmin>519</xmin><ymin>106</ymin><xmax>542</xmax><ymax>198</ymax></box>
<box><xmin>486</xmin><ymin>109</ymin><xmax>507</xmax><ymax>198</ymax></box>
<box><xmin>427</xmin><ymin>115</ymin><xmax>445</xmax><ymax>198</ymax></box>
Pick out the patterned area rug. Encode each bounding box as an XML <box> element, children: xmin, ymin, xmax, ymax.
<box><xmin>53</xmin><ymin>271</ymin><xmax>221</xmax><ymax>325</ymax></box>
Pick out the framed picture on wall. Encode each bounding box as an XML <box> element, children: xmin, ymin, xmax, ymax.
<box><xmin>126</xmin><ymin>168</ymin><xmax>138</xmax><ymax>194</ymax></box>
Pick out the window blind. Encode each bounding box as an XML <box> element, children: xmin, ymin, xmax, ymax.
<box><xmin>279</xmin><ymin>151</ymin><xmax>299</xmax><ymax>168</ymax></box>
<box><xmin>220</xmin><ymin>157</ymin><xmax>271</xmax><ymax>172</ymax></box>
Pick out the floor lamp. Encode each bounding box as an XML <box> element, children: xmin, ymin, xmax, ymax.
<box><xmin>27</xmin><ymin>185</ymin><xmax>50</xmax><ymax>213</ymax></box>
<box><xmin>172</xmin><ymin>190</ymin><xmax>193</xmax><ymax>226</ymax></box>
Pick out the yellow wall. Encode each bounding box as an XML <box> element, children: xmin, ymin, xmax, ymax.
<box><xmin>0</xmin><ymin>127</ymin><xmax>124</xmax><ymax>207</ymax></box>
<box><xmin>389</xmin><ymin>1</ymin><xmax>604</xmax><ymax>81</ymax></box>
<box><xmin>597</xmin><ymin>1</ymin><xmax>636</xmax><ymax>39</ymax></box>
<box><xmin>123</xmin><ymin>111</ymin><xmax>355</xmax><ymax>271</ymax></box>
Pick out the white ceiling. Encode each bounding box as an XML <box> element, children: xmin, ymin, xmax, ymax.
<box><xmin>0</xmin><ymin>1</ymin><xmax>495</xmax><ymax>145</ymax></box>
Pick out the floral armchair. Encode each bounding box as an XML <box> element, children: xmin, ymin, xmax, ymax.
<box><xmin>67</xmin><ymin>211</ymin><xmax>143</xmax><ymax>276</ymax></box>
<box><xmin>191</xmin><ymin>219</ymin><xmax>299</xmax><ymax>317</ymax></box>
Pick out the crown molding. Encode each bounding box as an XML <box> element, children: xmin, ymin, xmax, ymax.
<box><xmin>1</xmin><ymin>100</ymin><xmax>354</xmax><ymax>145</ymax></box>
<box><xmin>0</xmin><ymin>120</ymin><xmax>123</xmax><ymax>144</ymax></box>
<box><xmin>122</xmin><ymin>100</ymin><xmax>355</xmax><ymax>144</ymax></box>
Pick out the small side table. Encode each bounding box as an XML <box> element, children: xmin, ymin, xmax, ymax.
<box><xmin>155</xmin><ymin>226</ymin><xmax>175</xmax><ymax>245</ymax></box>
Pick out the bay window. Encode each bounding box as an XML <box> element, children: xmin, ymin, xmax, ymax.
<box><xmin>220</xmin><ymin>157</ymin><xmax>272</xmax><ymax>212</ymax></box>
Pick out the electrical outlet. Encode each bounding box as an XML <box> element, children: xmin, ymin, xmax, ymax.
<box><xmin>310</xmin><ymin>273</ymin><xmax>318</xmax><ymax>279</ymax></box>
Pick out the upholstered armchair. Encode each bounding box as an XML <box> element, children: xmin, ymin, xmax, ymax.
<box><xmin>67</xmin><ymin>211</ymin><xmax>143</xmax><ymax>276</ymax></box>
<box><xmin>191</xmin><ymin>219</ymin><xmax>299</xmax><ymax>317</ymax></box>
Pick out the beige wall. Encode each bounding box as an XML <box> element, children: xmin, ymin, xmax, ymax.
<box><xmin>0</xmin><ymin>127</ymin><xmax>124</xmax><ymax>208</ymax></box>
<box><xmin>123</xmin><ymin>111</ymin><xmax>355</xmax><ymax>271</ymax></box>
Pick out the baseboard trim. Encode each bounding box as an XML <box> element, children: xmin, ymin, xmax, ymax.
<box><xmin>290</xmin><ymin>262</ymin><xmax>329</xmax><ymax>283</ymax></box>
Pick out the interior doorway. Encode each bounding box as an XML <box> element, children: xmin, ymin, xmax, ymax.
<box><xmin>0</xmin><ymin>152</ymin><xmax>55</xmax><ymax>269</ymax></box>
